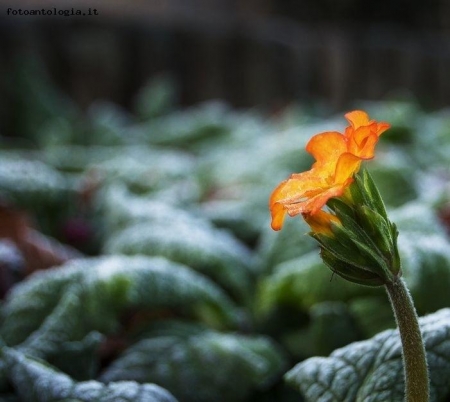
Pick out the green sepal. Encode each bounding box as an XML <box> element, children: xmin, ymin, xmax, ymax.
<box><xmin>357</xmin><ymin>206</ymin><xmax>401</xmax><ymax>276</ymax></box>
<box><xmin>320</xmin><ymin>249</ymin><xmax>385</xmax><ymax>287</ymax></box>
<box><xmin>354</xmin><ymin>169</ymin><xmax>388</xmax><ymax>220</ymax></box>
<box><xmin>327</xmin><ymin>198</ymin><xmax>355</xmax><ymax>218</ymax></box>
<box><xmin>313</xmin><ymin>230</ymin><xmax>382</xmax><ymax>276</ymax></box>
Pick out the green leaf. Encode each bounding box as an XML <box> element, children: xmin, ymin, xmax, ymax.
<box><xmin>0</xmin><ymin>256</ymin><xmax>241</xmax><ymax>391</ymax></box>
<box><xmin>0</xmin><ymin>157</ymin><xmax>70</xmax><ymax>209</ymax></box>
<box><xmin>104</xmin><ymin>219</ymin><xmax>256</xmax><ymax>303</ymax></box>
<box><xmin>285</xmin><ymin>308</ymin><xmax>450</xmax><ymax>402</ymax></box>
<box><xmin>1</xmin><ymin>265</ymin><xmax>82</xmax><ymax>346</ymax></box>
<box><xmin>100</xmin><ymin>321</ymin><xmax>286</xmax><ymax>402</ymax></box>
<box><xmin>97</xmin><ymin>184</ymin><xmax>203</xmax><ymax>235</ymax></box>
<box><xmin>2</xmin><ymin>347</ymin><xmax>178</xmax><ymax>402</ymax></box>
<box><xmin>93</xmin><ymin>146</ymin><xmax>196</xmax><ymax>195</ymax></box>
<box><xmin>1</xmin><ymin>256</ymin><xmax>241</xmax><ymax>347</ymax></box>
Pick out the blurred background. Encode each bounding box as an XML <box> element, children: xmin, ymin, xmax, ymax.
<box><xmin>2</xmin><ymin>0</ymin><xmax>450</xmax><ymax>136</ymax></box>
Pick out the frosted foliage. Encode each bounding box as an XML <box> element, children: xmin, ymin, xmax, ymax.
<box><xmin>100</xmin><ymin>184</ymin><xmax>205</xmax><ymax>232</ymax></box>
<box><xmin>105</xmin><ymin>221</ymin><xmax>252</xmax><ymax>267</ymax></box>
<box><xmin>0</xmin><ymin>159</ymin><xmax>67</xmax><ymax>196</ymax></box>
<box><xmin>286</xmin><ymin>309</ymin><xmax>450</xmax><ymax>402</ymax></box>
<box><xmin>95</xmin><ymin>146</ymin><xmax>195</xmax><ymax>182</ymax></box>
<box><xmin>3</xmin><ymin>348</ymin><xmax>178</xmax><ymax>402</ymax></box>
<box><xmin>100</xmin><ymin>329</ymin><xmax>286</xmax><ymax>402</ymax></box>
<box><xmin>0</xmin><ymin>255</ymin><xmax>240</xmax><ymax>352</ymax></box>
<box><xmin>104</xmin><ymin>220</ymin><xmax>255</xmax><ymax>300</ymax></box>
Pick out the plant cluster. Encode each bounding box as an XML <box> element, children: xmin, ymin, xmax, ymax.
<box><xmin>1</xmin><ymin>66</ymin><xmax>450</xmax><ymax>401</ymax></box>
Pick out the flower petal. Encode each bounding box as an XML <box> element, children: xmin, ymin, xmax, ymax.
<box><xmin>306</xmin><ymin>131</ymin><xmax>347</xmax><ymax>173</ymax></box>
<box><xmin>347</xmin><ymin>126</ymin><xmax>379</xmax><ymax>159</ymax></box>
<box><xmin>269</xmin><ymin>179</ymin><xmax>289</xmax><ymax>230</ymax></box>
<box><xmin>374</xmin><ymin>122</ymin><xmax>391</xmax><ymax>136</ymax></box>
<box><xmin>334</xmin><ymin>153</ymin><xmax>361</xmax><ymax>184</ymax></box>
<box><xmin>269</xmin><ymin>174</ymin><xmax>324</xmax><ymax>230</ymax></box>
<box><xmin>270</xmin><ymin>202</ymin><xmax>287</xmax><ymax>231</ymax></box>
<box><xmin>345</xmin><ymin>110</ymin><xmax>371</xmax><ymax>130</ymax></box>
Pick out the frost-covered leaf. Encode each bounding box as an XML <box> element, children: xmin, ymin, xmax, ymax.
<box><xmin>285</xmin><ymin>308</ymin><xmax>450</xmax><ymax>402</ymax></box>
<box><xmin>0</xmin><ymin>257</ymin><xmax>240</xmax><ymax>391</ymax></box>
<box><xmin>97</xmin><ymin>184</ymin><xmax>203</xmax><ymax>235</ymax></box>
<box><xmin>0</xmin><ymin>256</ymin><xmax>241</xmax><ymax>391</ymax></box>
<box><xmin>104</xmin><ymin>220</ymin><xmax>256</xmax><ymax>302</ymax></box>
<box><xmin>93</xmin><ymin>146</ymin><xmax>196</xmax><ymax>194</ymax></box>
<box><xmin>100</xmin><ymin>320</ymin><xmax>286</xmax><ymax>402</ymax></box>
<box><xmin>2</xmin><ymin>347</ymin><xmax>177</xmax><ymax>402</ymax></box>
<box><xmin>1</xmin><ymin>256</ymin><xmax>240</xmax><ymax>348</ymax></box>
<box><xmin>0</xmin><ymin>157</ymin><xmax>70</xmax><ymax>208</ymax></box>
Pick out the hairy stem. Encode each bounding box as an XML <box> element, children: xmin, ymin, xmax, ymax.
<box><xmin>385</xmin><ymin>277</ymin><xmax>429</xmax><ymax>402</ymax></box>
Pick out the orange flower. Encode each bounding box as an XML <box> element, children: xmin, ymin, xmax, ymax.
<box><xmin>269</xmin><ymin>110</ymin><xmax>390</xmax><ymax>231</ymax></box>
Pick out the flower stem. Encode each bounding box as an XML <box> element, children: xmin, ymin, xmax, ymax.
<box><xmin>385</xmin><ymin>277</ymin><xmax>429</xmax><ymax>402</ymax></box>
